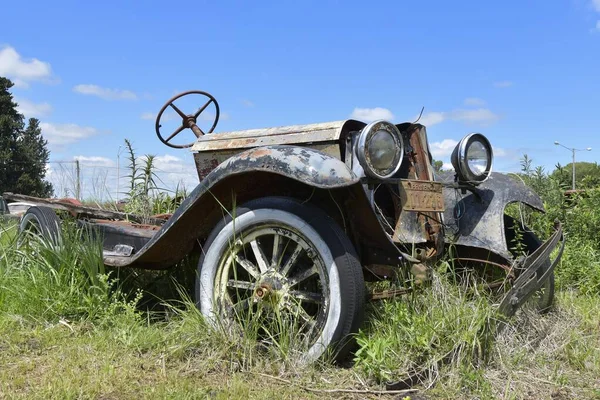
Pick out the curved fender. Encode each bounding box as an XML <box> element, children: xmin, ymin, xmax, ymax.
<box><xmin>203</xmin><ymin>145</ymin><xmax>359</xmax><ymax>188</ymax></box>
<box><xmin>104</xmin><ymin>145</ymin><xmax>372</xmax><ymax>268</ymax></box>
<box><xmin>439</xmin><ymin>171</ymin><xmax>544</xmax><ymax>261</ymax></box>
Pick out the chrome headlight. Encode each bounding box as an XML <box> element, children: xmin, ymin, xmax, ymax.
<box><xmin>356</xmin><ymin>120</ymin><xmax>404</xmax><ymax>179</ymax></box>
<box><xmin>451</xmin><ymin>133</ymin><xmax>493</xmax><ymax>183</ymax></box>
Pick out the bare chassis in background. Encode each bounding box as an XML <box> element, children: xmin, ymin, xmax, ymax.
<box><xmin>6</xmin><ymin>90</ymin><xmax>565</xmax><ymax>367</ymax></box>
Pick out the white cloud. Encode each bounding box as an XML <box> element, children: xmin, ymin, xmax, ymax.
<box><xmin>593</xmin><ymin>0</ymin><xmax>600</xmax><ymax>12</ymax></box>
<box><xmin>464</xmin><ymin>97</ymin><xmax>486</xmax><ymax>107</ymax></box>
<box><xmin>40</xmin><ymin>122</ymin><xmax>100</xmax><ymax>146</ymax></box>
<box><xmin>141</xmin><ymin>112</ymin><xmax>155</xmax><ymax>120</ymax></box>
<box><xmin>0</xmin><ymin>46</ymin><xmax>54</xmax><ymax>88</ymax></box>
<box><xmin>15</xmin><ymin>97</ymin><xmax>52</xmax><ymax>117</ymax></box>
<box><xmin>73</xmin><ymin>84</ymin><xmax>137</xmax><ymax>101</ymax></box>
<box><xmin>493</xmin><ymin>147</ymin><xmax>507</xmax><ymax>157</ymax></box>
<box><xmin>442</xmin><ymin>163</ymin><xmax>454</xmax><ymax>171</ymax></box>
<box><xmin>592</xmin><ymin>20</ymin><xmax>600</xmax><ymax>33</ymax></box>
<box><xmin>451</xmin><ymin>108</ymin><xmax>500</xmax><ymax>125</ymax></box>
<box><xmin>419</xmin><ymin>112</ymin><xmax>446</xmax><ymax>127</ymax></box>
<box><xmin>151</xmin><ymin>154</ymin><xmax>193</xmax><ymax>173</ymax></box>
<box><xmin>350</xmin><ymin>107</ymin><xmax>395</xmax><ymax>122</ymax></box>
<box><xmin>147</xmin><ymin>154</ymin><xmax>199</xmax><ymax>189</ymax></box>
<box><xmin>430</xmin><ymin>139</ymin><xmax>459</xmax><ymax>158</ymax></box>
<box><xmin>241</xmin><ymin>99</ymin><xmax>254</xmax><ymax>107</ymax></box>
<box><xmin>493</xmin><ymin>81</ymin><xmax>513</xmax><ymax>88</ymax></box>
<box><xmin>73</xmin><ymin>156</ymin><xmax>115</xmax><ymax>168</ymax></box>
<box><xmin>418</xmin><ymin>108</ymin><xmax>500</xmax><ymax>127</ymax></box>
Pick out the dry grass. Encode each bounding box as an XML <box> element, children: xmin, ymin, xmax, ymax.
<box><xmin>2</xmin><ymin>220</ymin><xmax>600</xmax><ymax>399</ymax></box>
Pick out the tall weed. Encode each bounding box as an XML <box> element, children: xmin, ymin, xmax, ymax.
<box><xmin>0</xmin><ymin>221</ymin><xmax>132</xmax><ymax>322</ymax></box>
<box><xmin>354</xmin><ymin>270</ymin><xmax>496</xmax><ymax>384</ymax></box>
<box><xmin>512</xmin><ymin>155</ymin><xmax>600</xmax><ymax>294</ymax></box>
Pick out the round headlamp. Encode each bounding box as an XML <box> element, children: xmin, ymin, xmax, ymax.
<box><xmin>356</xmin><ymin>120</ymin><xmax>404</xmax><ymax>179</ymax></box>
<box><xmin>451</xmin><ymin>133</ymin><xmax>493</xmax><ymax>183</ymax></box>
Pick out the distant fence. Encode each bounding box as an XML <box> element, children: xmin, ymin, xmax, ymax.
<box><xmin>47</xmin><ymin>159</ymin><xmax>199</xmax><ymax>202</ymax></box>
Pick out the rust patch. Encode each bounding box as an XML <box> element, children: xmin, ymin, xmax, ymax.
<box><xmin>398</xmin><ymin>180</ymin><xmax>445</xmax><ymax>212</ymax></box>
<box><xmin>244</xmin><ymin>147</ymin><xmax>273</xmax><ymax>158</ymax></box>
<box><xmin>393</xmin><ymin>124</ymin><xmax>444</xmax><ymax>257</ymax></box>
<box><xmin>90</xmin><ymin>219</ymin><xmax>162</xmax><ymax>231</ymax></box>
<box><xmin>151</xmin><ymin>213</ymin><xmax>173</xmax><ymax>220</ymax></box>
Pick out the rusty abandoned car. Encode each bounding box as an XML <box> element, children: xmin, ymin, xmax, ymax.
<box><xmin>5</xmin><ymin>90</ymin><xmax>565</xmax><ymax>364</ymax></box>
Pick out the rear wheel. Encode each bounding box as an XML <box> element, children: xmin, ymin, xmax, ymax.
<box><xmin>18</xmin><ymin>206</ymin><xmax>61</xmax><ymax>246</ymax></box>
<box><xmin>196</xmin><ymin>196</ymin><xmax>365</xmax><ymax>364</ymax></box>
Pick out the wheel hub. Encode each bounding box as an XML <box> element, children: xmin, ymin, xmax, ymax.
<box><xmin>254</xmin><ymin>271</ymin><xmax>288</xmax><ymax>304</ymax></box>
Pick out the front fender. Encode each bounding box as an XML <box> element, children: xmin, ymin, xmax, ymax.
<box><xmin>104</xmin><ymin>145</ymin><xmax>395</xmax><ymax>268</ymax></box>
<box><xmin>439</xmin><ymin>172</ymin><xmax>545</xmax><ymax>261</ymax></box>
<box><xmin>203</xmin><ymin>145</ymin><xmax>359</xmax><ymax>188</ymax></box>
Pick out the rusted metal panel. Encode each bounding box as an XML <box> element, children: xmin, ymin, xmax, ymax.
<box><xmin>190</xmin><ymin>120</ymin><xmax>365</xmax><ymax>152</ymax></box>
<box><xmin>438</xmin><ymin>171</ymin><xmax>545</xmax><ymax>261</ymax></box>
<box><xmin>193</xmin><ymin>143</ymin><xmax>341</xmax><ymax>181</ymax></box>
<box><xmin>393</xmin><ymin>124</ymin><xmax>444</xmax><ymax>253</ymax></box>
<box><xmin>210</xmin><ymin>145</ymin><xmax>356</xmax><ymax>188</ymax></box>
<box><xmin>193</xmin><ymin>149</ymin><xmax>240</xmax><ymax>181</ymax></box>
<box><xmin>2</xmin><ymin>193</ymin><xmax>165</xmax><ymax>226</ymax></box>
<box><xmin>398</xmin><ymin>180</ymin><xmax>444</xmax><ymax>212</ymax></box>
<box><xmin>102</xmin><ymin>145</ymin><xmax>364</xmax><ymax>268</ymax></box>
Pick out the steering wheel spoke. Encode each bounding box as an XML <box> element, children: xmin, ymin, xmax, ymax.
<box><xmin>169</xmin><ymin>102</ymin><xmax>188</xmax><ymax>119</ymax></box>
<box><xmin>194</xmin><ymin>99</ymin><xmax>213</xmax><ymax>118</ymax></box>
<box><xmin>155</xmin><ymin>90</ymin><xmax>220</xmax><ymax>149</ymax></box>
<box><xmin>165</xmin><ymin>125</ymin><xmax>186</xmax><ymax>143</ymax></box>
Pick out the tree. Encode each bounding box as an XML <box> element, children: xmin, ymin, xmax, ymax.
<box><xmin>0</xmin><ymin>77</ymin><xmax>53</xmax><ymax>197</ymax></box>
<box><xmin>550</xmin><ymin>161</ymin><xmax>600</xmax><ymax>189</ymax></box>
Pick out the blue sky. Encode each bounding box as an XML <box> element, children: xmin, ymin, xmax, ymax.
<box><xmin>1</xmin><ymin>0</ymin><xmax>599</xmax><ymax>198</ymax></box>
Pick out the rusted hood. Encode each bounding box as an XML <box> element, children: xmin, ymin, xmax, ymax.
<box><xmin>190</xmin><ymin>119</ymin><xmax>366</xmax><ymax>152</ymax></box>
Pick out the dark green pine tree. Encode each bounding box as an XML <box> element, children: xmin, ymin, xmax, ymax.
<box><xmin>16</xmin><ymin>118</ymin><xmax>53</xmax><ymax>197</ymax></box>
<box><xmin>0</xmin><ymin>77</ymin><xmax>23</xmax><ymax>194</ymax></box>
<box><xmin>0</xmin><ymin>77</ymin><xmax>53</xmax><ymax>197</ymax></box>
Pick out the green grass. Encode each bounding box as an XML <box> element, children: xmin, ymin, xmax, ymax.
<box><xmin>1</xmin><ymin>216</ymin><xmax>600</xmax><ymax>399</ymax></box>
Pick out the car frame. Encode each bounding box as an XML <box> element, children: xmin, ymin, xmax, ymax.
<box><xmin>7</xmin><ymin>90</ymin><xmax>564</xmax><ymax>364</ymax></box>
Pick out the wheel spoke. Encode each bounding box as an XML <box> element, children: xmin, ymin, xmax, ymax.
<box><xmin>233</xmin><ymin>254</ymin><xmax>260</xmax><ymax>280</ymax></box>
<box><xmin>271</xmin><ymin>234</ymin><xmax>283</xmax><ymax>268</ymax></box>
<box><xmin>165</xmin><ymin>125</ymin><xmax>185</xmax><ymax>142</ymax></box>
<box><xmin>280</xmin><ymin>243</ymin><xmax>303</xmax><ymax>276</ymax></box>
<box><xmin>289</xmin><ymin>290</ymin><xmax>323</xmax><ymax>304</ymax></box>
<box><xmin>232</xmin><ymin>297</ymin><xmax>253</xmax><ymax>314</ymax></box>
<box><xmin>194</xmin><ymin>99</ymin><xmax>213</xmax><ymax>118</ymax></box>
<box><xmin>250</xmin><ymin>239</ymin><xmax>269</xmax><ymax>273</ymax></box>
<box><xmin>288</xmin><ymin>265</ymin><xmax>318</xmax><ymax>287</ymax></box>
<box><xmin>288</xmin><ymin>302</ymin><xmax>316</xmax><ymax>329</ymax></box>
<box><xmin>227</xmin><ymin>280</ymin><xmax>254</xmax><ymax>290</ymax></box>
<box><xmin>169</xmin><ymin>102</ymin><xmax>188</xmax><ymax>119</ymax></box>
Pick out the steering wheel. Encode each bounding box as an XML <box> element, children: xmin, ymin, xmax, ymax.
<box><xmin>155</xmin><ymin>90</ymin><xmax>220</xmax><ymax>149</ymax></box>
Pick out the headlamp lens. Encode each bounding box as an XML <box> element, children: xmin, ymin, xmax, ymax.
<box><xmin>466</xmin><ymin>141</ymin><xmax>489</xmax><ymax>176</ymax></box>
<box><xmin>368</xmin><ymin>130</ymin><xmax>397</xmax><ymax>170</ymax></box>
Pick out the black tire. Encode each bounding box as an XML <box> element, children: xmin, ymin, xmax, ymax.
<box><xmin>196</xmin><ymin>196</ymin><xmax>365</xmax><ymax>364</ymax></box>
<box><xmin>505</xmin><ymin>215</ymin><xmax>555</xmax><ymax>313</ymax></box>
<box><xmin>18</xmin><ymin>206</ymin><xmax>61</xmax><ymax>245</ymax></box>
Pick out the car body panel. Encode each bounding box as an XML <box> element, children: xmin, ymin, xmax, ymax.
<box><xmin>437</xmin><ymin>171</ymin><xmax>545</xmax><ymax>261</ymax></box>
<box><xmin>190</xmin><ymin>120</ymin><xmax>365</xmax><ymax>152</ymax></box>
<box><xmin>191</xmin><ymin>120</ymin><xmax>366</xmax><ymax>181</ymax></box>
<box><xmin>102</xmin><ymin>145</ymin><xmax>401</xmax><ymax>268</ymax></box>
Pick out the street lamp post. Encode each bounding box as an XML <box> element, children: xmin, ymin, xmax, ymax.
<box><xmin>554</xmin><ymin>141</ymin><xmax>592</xmax><ymax>190</ymax></box>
